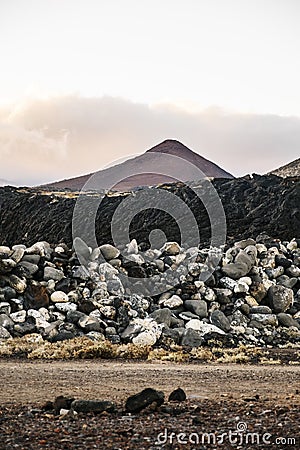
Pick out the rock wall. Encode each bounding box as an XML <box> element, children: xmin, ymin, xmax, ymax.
<box><xmin>0</xmin><ymin>236</ymin><xmax>299</xmax><ymax>347</ymax></box>
<box><xmin>0</xmin><ymin>175</ymin><xmax>299</xmax><ymax>248</ymax></box>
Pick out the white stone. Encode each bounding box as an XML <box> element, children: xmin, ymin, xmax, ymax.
<box><xmin>27</xmin><ymin>309</ymin><xmax>42</xmax><ymax>319</ymax></box>
<box><xmin>160</xmin><ymin>294</ymin><xmax>183</xmax><ymax>309</ymax></box>
<box><xmin>82</xmin><ymin>287</ymin><xmax>90</xmax><ymax>299</ymax></box>
<box><xmin>174</xmin><ymin>253</ymin><xmax>186</xmax><ymax>265</ymax></box>
<box><xmin>88</xmin><ymin>262</ymin><xmax>99</xmax><ymax>272</ymax></box>
<box><xmin>48</xmin><ymin>312</ymin><xmax>63</xmax><ymax>322</ymax></box>
<box><xmin>127</xmin><ymin>254</ymin><xmax>145</xmax><ymax>265</ymax></box>
<box><xmin>204</xmin><ymin>288</ymin><xmax>216</xmax><ymax>302</ymax></box>
<box><xmin>231</xmin><ymin>325</ymin><xmax>246</xmax><ymax>335</ymax></box>
<box><xmin>185</xmin><ymin>319</ymin><xmax>202</xmax><ymax>331</ymax></box>
<box><xmin>287</xmin><ymin>239</ymin><xmax>297</xmax><ymax>251</ymax></box>
<box><xmin>197</xmin><ymin>322</ymin><xmax>226</xmax><ymax>336</ymax></box>
<box><xmin>26</xmin><ymin>241</ymin><xmax>49</xmax><ymax>256</ymax></box>
<box><xmin>51</xmin><ymin>291</ymin><xmax>68</xmax><ymax>303</ymax></box>
<box><xmin>220</xmin><ymin>277</ymin><xmax>237</xmax><ymax>290</ymax></box>
<box><xmin>47</xmin><ymin>280</ymin><xmax>56</xmax><ymax>290</ymax></box>
<box><xmin>98</xmin><ymin>262</ymin><xmax>118</xmax><ymax>279</ymax></box>
<box><xmin>132</xmin><ymin>330</ymin><xmax>158</xmax><ymax>345</ymax></box>
<box><xmin>256</xmin><ymin>243</ymin><xmax>268</xmax><ymax>253</ymax></box>
<box><xmin>239</xmin><ymin>276</ymin><xmax>252</xmax><ymax>285</ymax></box>
<box><xmin>38</xmin><ymin>308</ymin><xmax>52</xmax><ymax>321</ymax></box>
<box><xmin>126</xmin><ymin>239</ymin><xmax>139</xmax><ymax>255</ymax></box>
<box><xmin>35</xmin><ymin>318</ymin><xmax>51</xmax><ymax>329</ymax></box>
<box><xmin>234</xmin><ymin>281</ymin><xmax>249</xmax><ymax>294</ymax></box>
<box><xmin>144</xmin><ymin>249</ymin><xmax>161</xmax><ymax>260</ymax></box>
<box><xmin>249</xmin><ymin>313</ymin><xmax>278</xmax><ymax>327</ymax></box>
<box><xmin>10</xmin><ymin>310</ymin><xmax>26</xmax><ymax>323</ymax></box>
<box><xmin>100</xmin><ymin>305</ymin><xmax>116</xmax><ymax>319</ymax></box>
<box><xmin>0</xmin><ymin>246</ymin><xmax>11</xmax><ymax>255</ymax></box>
<box><xmin>55</xmin><ymin>246</ymin><xmax>65</xmax><ymax>254</ymax></box>
<box><xmin>194</xmin><ymin>280</ymin><xmax>205</xmax><ymax>289</ymax></box>
<box><xmin>89</xmin><ymin>310</ymin><xmax>103</xmax><ymax>321</ymax></box>
<box><xmin>86</xmin><ymin>331</ymin><xmax>105</xmax><ymax>341</ymax></box>
<box><xmin>55</xmin><ymin>302</ymin><xmax>77</xmax><ymax>313</ymax></box>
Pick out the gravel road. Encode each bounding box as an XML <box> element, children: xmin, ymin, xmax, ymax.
<box><xmin>0</xmin><ymin>360</ymin><xmax>299</xmax><ymax>449</ymax></box>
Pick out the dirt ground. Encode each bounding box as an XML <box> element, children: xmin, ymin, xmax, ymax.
<box><xmin>0</xmin><ymin>360</ymin><xmax>299</xmax><ymax>449</ymax></box>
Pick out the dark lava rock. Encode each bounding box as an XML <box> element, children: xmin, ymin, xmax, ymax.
<box><xmin>55</xmin><ymin>278</ymin><xmax>77</xmax><ymax>293</ymax></box>
<box><xmin>125</xmin><ymin>388</ymin><xmax>164</xmax><ymax>413</ymax></box>
<box><xmin>181</xmin><ymin>328</ymin><xmax>204</xmax><ymax>347</ymax></box>
<box><xmin>53</xmin><ymin>396</ymin><xmax>75</xmax><ymax>414</ymax></box>
<box><xmin>13</xmin><ymin>321</ymin><xmax>36</xmax><ymax>335</ymax></box>
<box><xmin>168</xmin><ymin>388</ymin><xmax>187</xmax><ymax>402</ymax></box>
<box><xmin>149</xmin><ymin>308</ymin><xmax>172</xmax><ymax>327</ymax></box>
<box><xmin>210</xmin><ymin>310</ymin><xmax>231</xmax><ymax>332</ymax></box>
<box><xmin>50</xmin><ymin>331</ymin><xmax>76</xmax><ymax>342</ymax></box>
<box><xmin>277</xmin><ymin>313</ymin><xmax>300</xmax><ymax>329</ymax></box>
<box><xmin>24</xmin><ymin>284</ymin><xmax>49</xmax><ymax>310</ymax></box>
<box><xmin>160</xmin><ymin>327</ymin><xmax>181</xmax><ymax>344</ymax></box>
<box><xmin>268</xmin><ymin>285</ymin><xmax>294</xmax><ymax>313</ymax></box>
<box><xmin>275</xmin><ymin>255</ymin><xmax>292</xmax><ymax>269</ymax></box>
<box><xmin>71</xmin><ymin>400</ymin><xmax>115</xmax><ymax>414</ymax></box>
<box><xmin>0</xmin><ymin>175</ymin><xmax>299</xmax><ymax>247</ymax></box>
<box><xmin>184</xmin><ymin>300</ymin><xmax>208</xmax><ymax>318</ymax></box>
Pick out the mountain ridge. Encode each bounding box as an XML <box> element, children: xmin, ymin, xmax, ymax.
<box><xmin>270</xmin><ymin>157</ymin><xmax>300</xmax><ymax>178</ymax></box>
<box><xmin>42</xmin><ymin>139</ymin><xmax>234</xmax><ymax>191</ymax></box>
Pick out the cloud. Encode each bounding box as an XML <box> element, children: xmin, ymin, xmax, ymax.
<box><xmin>0</xmin><ymin>95</ymin><xmax>299</xmax><ymax>185</ymax></box>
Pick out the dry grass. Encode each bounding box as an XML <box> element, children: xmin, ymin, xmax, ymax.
<box><xmin>1</xmin><ymin>335</ymin><xmax>299</xmax><ymax>364</ymax></box>
<box><xmin>0</xmin><ymin>334</ymin><xmax>43</xmax><ymax>357</ymax></box>
<box><xmin>0</xmin><ymin>336</ymin><xmax>151</xmax><ymax>360</ymax></box>
<box><xmin>148</xmin><ymin>347</ymin><xmax>189</xmax><ymax>362</ymax></box>
<box><xmin>259</xmin><ymin>357</ymin><xmax>281</xmax><ymax>365</ymax></box>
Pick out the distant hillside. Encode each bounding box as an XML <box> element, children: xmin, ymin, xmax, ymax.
<box><xmin>0</xmin><ymin>178</ymin><xmax>14</xmax><ymax>187</ymax></box>
<box><xmin>42</xmin><ymin>139</ymin><xmax>234</xmax><ymax>191</ymax></box>
<box><xmin>270</xmin><ymin>158</ymin><xmax>300</xmax><ymax>178</ymax></box>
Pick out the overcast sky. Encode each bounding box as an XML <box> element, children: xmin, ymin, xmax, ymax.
<box><xmin>0</xmin><ymin>0</ymin><xmax>299</xmax><ymax>185</ymax></box>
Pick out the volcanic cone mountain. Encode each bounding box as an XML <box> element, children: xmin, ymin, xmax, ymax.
<box><xmin>270</xmin><ymin>158</ymin><xmax>300</xmax><ymax>178</ymax></box>
<box><xmin>43</xmin><ymin>139</ymin><xmax>234</xmax><ymax>191</ymax></box>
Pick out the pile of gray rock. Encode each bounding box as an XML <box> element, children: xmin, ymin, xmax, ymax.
<box><xmin>0</xmin><ymin>235</ymin><xmax>299</xmax><ymax>348</ymax></box>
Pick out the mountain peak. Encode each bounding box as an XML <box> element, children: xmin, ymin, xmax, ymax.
<box><xmin>42</xmin><ymin>140</ymin><xmax>234</xmax><ymax>191</ymax></box>
<box><xmin>146</xmin><ymin>139</ymin><xmax>195</xmax><ymax>156</ymax></box>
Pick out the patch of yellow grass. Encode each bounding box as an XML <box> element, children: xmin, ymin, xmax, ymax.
<box><xmin>27</xmin><ymin>338</ymin><xmax>151</xmax><ymax>360</ymax></box>
<box><xmin>190</xmin><ymin>347</ymin><xmax>214</xmax><ymax>361</ymax></box>
<box><xmin>148</xmin><ymin>348</ymin><xmax>189</xmax><ymax>362</ymax></box>
<box><xmin>1</xmin><ymin>335</ymin><xmax>299</xmax><ymax>364</ymax></box>
<box><xmin>0</xmin><ymin>334</ymin><xmax>43</xmax><ymax>357</ymax></box>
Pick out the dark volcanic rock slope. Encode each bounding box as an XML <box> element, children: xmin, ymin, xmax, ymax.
<box><xmin>0</xmin><ymin>175</ymin><xmax>299</xmax><ymax>247</ymax></box>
